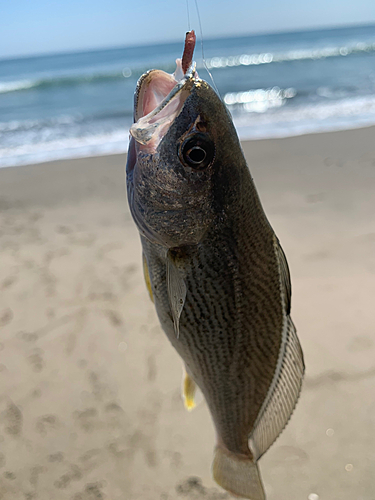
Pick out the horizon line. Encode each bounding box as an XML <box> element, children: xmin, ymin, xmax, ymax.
<box><xmin>1</xmin><ymin>20</ymin><xmax>374</xmax><ymax>63</ymax></box>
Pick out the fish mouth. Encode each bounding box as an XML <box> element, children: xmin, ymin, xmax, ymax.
<box><xmin>130</xmin><ymin>61</ymin><xmax>197</xmax><ymax>151</ymax></box>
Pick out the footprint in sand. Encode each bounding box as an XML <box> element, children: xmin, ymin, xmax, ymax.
<box><xmin>1</xmin><ymin>402</ymin><xmax>23</xmax><ymax>437</ymax></box>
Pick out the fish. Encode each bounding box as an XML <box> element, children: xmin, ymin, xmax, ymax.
<box><xmin>126</xmin><ymin>31</ymin><xmax>304</xmax><ymax>500</ymax></box>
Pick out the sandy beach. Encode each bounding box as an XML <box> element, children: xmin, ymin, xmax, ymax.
<box><xmin>1</xmin><ymin>126</ymin><xmax>375</xmax><ymax>500</ymax></box>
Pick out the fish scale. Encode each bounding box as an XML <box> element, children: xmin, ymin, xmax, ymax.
<box><xmin>142</xmin><ymin>181</ymin><xmax>282</xmax><ymax>448</ymax></box>
<box><xmin>128</xmin><ymin>58</ymin><xmax>304</xmax><ymax>498</ymax></box>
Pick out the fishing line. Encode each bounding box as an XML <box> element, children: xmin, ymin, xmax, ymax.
<box><xmin>193</xmin><ymin>0</ymin><xmax>220</xmax><ymax>96</ymax></box>
<box><xmin>185</xmin><ymin>0</ymin><xmax>191</xmax><ymax>32</ymax></box>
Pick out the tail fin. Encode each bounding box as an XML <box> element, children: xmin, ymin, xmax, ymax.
<box><xmin>212</xmin><ymin>446</ymin><xmax>266</xmax><ymax>500</ymax></box>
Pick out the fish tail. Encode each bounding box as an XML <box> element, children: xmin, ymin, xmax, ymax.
<box><xmin>212</xmin><ymin>446</ymin><xmax>266</xmax><ymax>500</ymax></box>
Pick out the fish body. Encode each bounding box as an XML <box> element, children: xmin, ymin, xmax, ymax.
<box><xmin>126</xmin><ymin>52</ymin><xmax>304</xmax><ymax>499</ymax></box>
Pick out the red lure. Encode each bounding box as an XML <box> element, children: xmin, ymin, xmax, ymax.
<box><xmin>181</xmin><ymin>30</ymin><xmax>196</xmax><ymax>74</ymax></box>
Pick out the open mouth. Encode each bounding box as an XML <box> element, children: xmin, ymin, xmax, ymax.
<box><xmin>130</xmin><ymin>60</ymin><xmax>197</xmax><ymax>151</ymax></box>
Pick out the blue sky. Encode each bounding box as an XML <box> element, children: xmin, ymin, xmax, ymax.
<box><xmin>2</xmin><ymin>0</ymin><xmax>375</xmax><ymax>58</ymax></box>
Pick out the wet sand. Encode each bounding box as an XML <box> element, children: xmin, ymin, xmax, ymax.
<box><xmin>1</xmin><ymin>126</ymin><xmax>375</xmax><ymax>500</ymax></box>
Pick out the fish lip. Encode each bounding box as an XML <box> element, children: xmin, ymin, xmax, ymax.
<box><xmin>133</xmin><ymin>69</ymin><xmax>176</xmax><ymax>123</ymax></box>
<box><xmin>130</xmin><ymin>63</ymin><xmax>198</xmax><ymax>149</ymax></box>
<box><xmin>133</xmin><ymin>62</ymin><xmax>197</xmax><ymax>121</ymax></box>
<box><xmin>133</xmin><ymin>70</ymin><xmax>154</xmax><ymax>122</ymax></box>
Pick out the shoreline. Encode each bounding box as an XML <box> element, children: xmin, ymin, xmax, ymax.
<box><xmin>2</xmin><ymin>121</ymin><xmax>375</xmax><ymax>170</ymax></box>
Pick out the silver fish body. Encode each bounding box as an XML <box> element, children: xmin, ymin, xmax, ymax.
<box><xmin>126</xmin><ymin>70</ymin><xmax>304</xmax><ymax>499</ymax></box>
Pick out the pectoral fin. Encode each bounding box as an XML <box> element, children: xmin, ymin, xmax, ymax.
<box><xmin>166</xmin><ymin>251</ymin><xmax>186</xmax><ymax>338</ymax></box>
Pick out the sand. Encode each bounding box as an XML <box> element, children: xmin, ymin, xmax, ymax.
<box><xmin>0</xmin><ymin>126</ymin><xmax>375</xmax><ymax>500</ymax></box>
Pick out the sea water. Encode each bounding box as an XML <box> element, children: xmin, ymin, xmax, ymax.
<box><xmin>1</xmin><ymin>23</ymin><xmax>375</xmax><ymax>167</ymax></box>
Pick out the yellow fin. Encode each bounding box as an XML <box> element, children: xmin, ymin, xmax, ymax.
<box><xmin>183</xmin><ymin>370</ymin><xmax>196</xmax><ymax>411</ymax></box>
<box><xmin>142</xmin><ymin>254</ymin><xmax>154</xmax><ymax>303</ymax></box>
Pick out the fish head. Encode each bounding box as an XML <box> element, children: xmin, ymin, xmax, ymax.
<box><xmin>127</xmin><ymin>63</ymin><xmax>242</xmax><ymax>248</ymax></box>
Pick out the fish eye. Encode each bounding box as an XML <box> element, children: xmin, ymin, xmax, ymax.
<box><xmin>179</xmin><ymin>134</ymin><xmax>215</xmax><ymax>170</ymax></box>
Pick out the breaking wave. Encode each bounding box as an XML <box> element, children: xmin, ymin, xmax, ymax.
<box><xmin>2</xmin><ymin>25</ymin><xmax>375</xmax><ymax>168</ymax></box>
<box><xmin>2</xmin><ymin>93</ymin><xmax>375</xmax><ymax>168</ymax></box>
<box><xmin>0</xmin><ymin>110</ymin><xmax>133</xmax><ymax>134</ymax></box>
<box><xmin>204</xmin><ymin>40</ymin><xmax>375</xmax><ymax>69</ymax></box>
<box><xmin>232</xmin><ymin>93</ymin><xmax>375</xmax><ymax>140</ymax></box>
<box><xmin>0</xmin><ymin>69</ymin><xmax>135</xmax><ymax>95</ymax></box>
<box><xmin>224</xmin><ymin>87</ymin><xmax>297</xmax><ymax>113</ymax></box>
<box><xmin>2</xmin><ymin>40</ymin><xmax>375</xmax><ymax>95</ymax></box>
<box><xmin>0</xmin><ymin>131</ymin><xmax>130</xmax><ymax>168</ymax></box>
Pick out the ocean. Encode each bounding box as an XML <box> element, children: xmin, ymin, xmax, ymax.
<box><xmin>1</xmin><ymin>23</ymin><xmax>375</xmax><ymax>168</ymax></box>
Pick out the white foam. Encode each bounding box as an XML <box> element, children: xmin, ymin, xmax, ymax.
<box><xmin>0</xmin><ymin>114</ymin><xmax>82</xmax><ymax>133</ymax></box>
<box><xmin>0</xmin><ymin>131</ymin><xmax>130</xmax><ymax>168</ymax></box>
<box><xmin>233</xmin><ymin>94</ymin><xmax>375</xmax><ymax>140</ymax></box>
<box><xmin>0</xmin><ymin>80</ymin><xmax>35</xmax><ymax>93</ymax></box>
<box><xmin>203</xmin><ymin>40</ymin><xmax>375</xmax><ymax>70</ymax></box>
<box><xmin>224</xmin><ymin>87</ymin><xmax>297</xmax><ymax>113</ymax></box>
<box><xmin>2</xmin><ymin>94</ymin><xmax>375</xmax><ymax>168</ymax></box>
<box><xmin>0</xmin><ymin>67</ymin><xmax>134</xmax><ymax>95</ymax></box>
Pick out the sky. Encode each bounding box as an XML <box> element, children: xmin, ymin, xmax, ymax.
<box><xmin>1</xmin><ymin>0</ymin><xmax>375</xmax><ymax>59</ymax></box>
